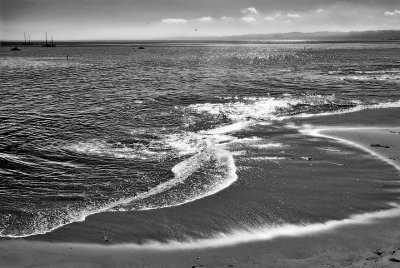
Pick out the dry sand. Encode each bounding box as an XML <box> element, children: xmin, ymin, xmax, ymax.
<box><xmin>1</xmin><ymin>126</ymin><xmax>400</xmax><ymax>268</ymax></box>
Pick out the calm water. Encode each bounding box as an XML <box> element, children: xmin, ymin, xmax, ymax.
<box><xmin>1</xmin><ymin>42</ymin><xmax>400</xmax><ymax>239</ymax></box>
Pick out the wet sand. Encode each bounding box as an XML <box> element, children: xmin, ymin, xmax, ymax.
<box><xmin>1</xmin><ymin>212</ymin><xmax>400</xmax><ymax>267</ymax></box>
<box><xmin>1</xmin><ymin>126</ymin><xmax>400</xmax><ymax>267</ymax></box>
<box><xmin>303</xmin><ymin>126</ymin><xmax>400</xmax><ymax>172</ymax></box>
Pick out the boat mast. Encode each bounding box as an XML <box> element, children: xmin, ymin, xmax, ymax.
<box><xmin>24</xmin><ymin>32</ymin><xmax>26</xmax><ymax>45</ymax></box>
<box><xmin>45</xmin><ymin>32</ymin><xmax>48</xmax><ymax>45</ymax></box>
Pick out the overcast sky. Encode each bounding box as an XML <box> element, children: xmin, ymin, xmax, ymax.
<box><xmin>2</xmin><ymin>0</ymin><xmax>400</xmax><ymax>40</ymax></box>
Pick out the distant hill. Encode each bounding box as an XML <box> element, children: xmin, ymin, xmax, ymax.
<box><xmin>2</xmin><ymin>30</ymin><xmax>400</xmax><ymax>45</ymax></box>
<box><xmin>207</xmin><ymin>30</ymin><xmax>400</xmax><ymax>41</ymax></box>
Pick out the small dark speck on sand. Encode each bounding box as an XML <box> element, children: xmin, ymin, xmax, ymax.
<box><xmin>374</xmin><ymin>249</ymin><xmax>384</xmax><ymax>256</ymax></box>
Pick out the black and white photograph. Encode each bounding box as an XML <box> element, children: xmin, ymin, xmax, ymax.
<box><xmin>1</xmin><ymin>0</ymin><xmax>400</xmax><ymax>267</ymax></box>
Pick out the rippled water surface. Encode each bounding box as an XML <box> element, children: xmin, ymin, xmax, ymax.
<box><xmin>1</xmin><ymin>42</ymin><xmax>400</xmax><ymax>238</ymax></box>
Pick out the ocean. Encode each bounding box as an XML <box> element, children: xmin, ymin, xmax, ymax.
<box><xmin>1</xmin><ymin>42</ymin><xmax>400</xmax><ymax>245</ymax></box>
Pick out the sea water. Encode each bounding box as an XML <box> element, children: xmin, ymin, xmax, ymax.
<box><xmin>1</xmin><ymin>42</ymin><xmax>400</xmax><ymax>243</ymax></box>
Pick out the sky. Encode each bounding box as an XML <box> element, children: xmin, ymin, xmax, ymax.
<box><xmin>1</xmin><ymin>0</ymin><xmax>400</xmax><ymax>40</ymax></box>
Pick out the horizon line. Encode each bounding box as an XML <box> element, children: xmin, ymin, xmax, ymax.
<box><xmin>2</xmin><ymin>29</ymin><xmax>400</xmax><ymax>43</ymax></box>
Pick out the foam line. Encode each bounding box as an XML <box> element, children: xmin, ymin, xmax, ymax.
<box><xmin>299</xmin><ymin>126</ymin><xmax>400</xmax><ymax>171</ymax></box>
<box><xmin>127</xmin><ymin>202</ymin><xmax>400</xmax><ymax>250</ymax></box>
<box><xmin>24</xmin><ymin>202</ymin><xmax>400</xmax><ymax>251</ymax></box>
<box><xmin>1</xmin><ymin>147</ymin><xmax>238</xmax><ymax>238</ymax></box>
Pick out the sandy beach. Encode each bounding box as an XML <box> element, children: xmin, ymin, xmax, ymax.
<box><xmin>1</xmin><ymin>126</ymin><xmax>400</xmax><ymax>268</ymax></box>
<box><xmin>1</xmin><ymin>216</ymin><xmax>400</xmax><ymax>268</ymax></box>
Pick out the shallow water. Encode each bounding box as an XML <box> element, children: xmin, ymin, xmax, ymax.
<box><xmin>1</xmin><ymin>42</ymin><xmax>400</xmax><ymax>240</ymax></box>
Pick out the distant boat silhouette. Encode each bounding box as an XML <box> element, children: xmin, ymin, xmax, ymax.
<box><xmin>11</xmin><ymin>47</ymin><xmax>21</xmax><ymax>51</ymax></box>
<box><xmin>138</xmin><ymin>46</ymin><xmax>145</xmax><ymax>49</ymax></box>
<box><xmin>24</xmin><ymin>32</ymin><xmax>33</xmax><ymax>45</ymax></box>
<box><xmin>43</xmin><ymin>32</ymin><xmax>56</xmax><ymax>47</ymax></box>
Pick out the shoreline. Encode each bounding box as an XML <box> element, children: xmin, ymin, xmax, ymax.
<box><xmin>1</xmin><ymin>126</ymin><xmax>400</xmax><ymax>267</ymax></box>
<box><xmin>300</xmin><ymin>126</ymin><xmax>400</xmax><ymax>171</ymax></box>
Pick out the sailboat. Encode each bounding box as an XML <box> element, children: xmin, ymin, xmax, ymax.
<box><xmin>24</xmin><ymin>32</ymin><xmax>33</xmax><ymax>45</ymax></box>
<box><xmin>43</xmin><ymin>32</ymin><xmax>56</xmax><ymax>47</ymax></box>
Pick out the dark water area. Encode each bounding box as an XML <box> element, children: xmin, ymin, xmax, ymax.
<box><xmin>1</xmin><ymin>42</ymin><xmax>400</xmax><ymax>242</ymax></box>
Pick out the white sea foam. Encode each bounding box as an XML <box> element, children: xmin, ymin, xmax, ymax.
<box><xmin>250</xmin><ymin>143</ymin><xmax>286</xmax><ymax>149</ymax></box>
<box><xmin>202</xmin><ymin>121</ymin><xmax>253</xmax><ymax>135</ymax></box>
<box><xmin>164</xmin><ymin>124</ymin><xmax>245</xmax><ymax>157</ymax></box>
<box><xmin>65</xmin><ymin>140</ymin><xmax>166</xmax><ymax>160</ymax></box>
<box><xmin>188</xmin><ymin>97</ymin><xmax>300</xmax><ymax>122</ymax></box>
<box><xmin>66</xmin><ymin>140</ymin><xmax>138</xmax><ymax>159</ymax></box>
<box><xmin>115</xmin><ymin>145</ymin><xmax>238</xmax><ymax>211</ymax></box>
<box><xmin>231</xmin><ymin>150</ymin><xmax>247</xmax><ymax>156</ymax></box>
<box><xmin>163</xmin><ymin>132</ymin><xmax>209</xmax><ymax>156</ymax></box>
<box><xmin>187</xmin><ymin>96</ymin><xmax>400</xmax><ymax>123</ymax></box>
<box><xmin>249</xmin><ymin>156</ymin><xmax>287</xmax><ymax>161</ymax></box>
<box><xmin>230</xmin><ymin>137</ymin><xmax>263</xmax><ymax>143</ymax></box>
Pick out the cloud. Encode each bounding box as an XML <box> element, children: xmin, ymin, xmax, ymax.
<box><xmin>263</xmin><ymin>11</ymin><xmax>282</xmax><ymax>21</ymax></box>
<box><xmin>221</xmin><ymin>16</ymin><xmax>234</xmax><ymax>21</ymax></box>
<box><xmin>315</xmin><ymin>9</ymin><xmax>325</xmax><ymax>14</ymax></box>
<box><xmin>241</xmin><ymin>7</ymin><xmax>259</xmax><ymax>16</ymax></box>
<box><xmin>241</xmin><ymin>16</ymin><xmax>256</xmax><ymax>23</ymax></box>
<box><xmin>287</xmin><ymin>13</ymin><xmax>301</xmax><ymax>18</ymax></box>
<box><xmin>240</xmin><ymin>6</ymin><xmax>259</xmax><ymax>22</ymax></box>
<box><xmin>198</xmin><ymin>16</ymin><xmax>213</xmax><ymax>22</ymax></box>
<box><xmin>161</xmin><ymin>18</ymin><xmax>188</xmax><ymax>24</ymax></box>
<box><xmin>384</xmin><ymin>10</ymin><xmax>400</xmax><ymax>16</ymax></box>
<box><xmin>263</xmin><ymin>16</ymin><xmax>275</xmax><ymax>21</ymax></box>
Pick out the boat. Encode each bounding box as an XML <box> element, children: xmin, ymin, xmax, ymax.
<box><xmin>11</xmin><ymin>47</ymin><xmax>21</xmax><ymax>51</ymax></box>
<box><xmin>23</xmin><ymin>32</ymin><xmax>33</xmax><ymax>45</ymax></box>
<box><xmin>138</xmin><ymin>46</ymin><xmax>145</xmax><ymax>49</ymax></box>
<box><xmin>43</xmin><ymin>32</ymin><xmax>56</xmax><ymax>47</ymax></box>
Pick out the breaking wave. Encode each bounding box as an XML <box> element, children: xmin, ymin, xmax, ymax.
<box><xmin>1</xmin><ymin>131</ymin><xmax>238</xmax><ymax>238</ymax></box>
<box><xmin>187</xmin><ymin>95</ymin><xmax>400</xmax><ymax>123</ymax></box>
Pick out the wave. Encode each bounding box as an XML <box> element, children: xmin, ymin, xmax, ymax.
<box><xmin>6</xmin><ymin>96</ymin><xmax>400</xmax><ymax>238</ymax></box>
<box><xmin>1</xmin><ymin>140</ymin><xmax>237</xmax><ymax>238</ymax></box>
<box><xmin>188</xmin><ymin>96</ymin><xmax>300</xmax><ymax>122</ymax></box>
<box><xmin>187</xmin><ymin>95</ymin><xmax>400</xmax><ymax>123</ymax></box>
<box><xmin>114</xmin><ymin>146</ymin><xmax>237</xmax><ymax>211</ymax></box>
<box><xmin>328</xmin><ymin>69</ymin><xmax>400</xmax><ymax>82</ymax></box>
